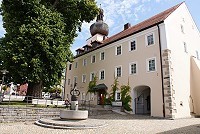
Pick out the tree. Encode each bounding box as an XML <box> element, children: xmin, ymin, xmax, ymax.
<box><xmin>87</xmin><ymin>75</ymin><xmax>97</xmax><ymax>93</ymax></box>
<box><xmin>120</xmin><ymin>85</ymin><xmax>132</xmax><ymax>111</ymax></box>
<box><xmin>0</xmin><ymin>0</ymin><xmax>99</xmax><ymax>98</ymax></box>
<box><xmin>110</xmin><ymin>77</ymin><xmax>119</xmax><ymax>101</ymax></box>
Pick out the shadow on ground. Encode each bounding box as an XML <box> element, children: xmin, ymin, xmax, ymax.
<box><xmin>158</xmin><ymin>124</ymin><xmax>200</xmax><ymax>134</ymax></box>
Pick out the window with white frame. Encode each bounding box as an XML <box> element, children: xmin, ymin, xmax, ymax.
<box><xmin>99</xmin><ymin>70</ymin><xmax>105</xmax><ymax>80</ymax></box>
<box><xmin>196</xmin><ymin>50</ymin><xmax>199</xmax><ymax>60</ymax></box>
<box><xmin>116</xmin><ymin>46</ymin><xmax>122</xmax><ymax>55</ymax></box>
<box><xmin>100</xmin><ymin>52</ymin><xmax>105</xmax><ymax>60</ymax></box>
<box><xmin>115</xmin><ymin>66</ymin><xmax>122</xmax><ymax>77</ymax></box>
<box><xmin>147</xmin><ymin>58</ymin><xmax>156</xmax><ymax>72</ymax></box>
<box><xmin>75</xmin><ymin>62</ymin><xmax>78</xmax><ymax>68</ymax></box>
<box><xmin>73</xmin><ymin>76</ymin><xmax>77</xmax><ymax>84</ymax></box>
<box><xmin>90</xmin><ymin>72</ymin><xmax>95</xmax><ymax>81</ymax></box>
<box><xmin>130</xmin><ymin>62</ymin><xmax>137</xmax><ymax>75</ymax></box>
<box><xmin>82</xmin><ymin>74</ymin><xmax>86</xmax><ymax>83</ymax></box>
<box><xmin>130</xmin><ymin>40</ymin><xmax>136</xmax><ymax>51</ymax></box>
<box><xmin>115</xmin><ymin>91</ymin><xmax>121</xmax><ymax>101</ymax></box>
<box><xmin>91</xmin><ymin>55</ymin><xmax>96</xmax><ymax>63</ymax></box>
<box><xmin>184</xmin><ymin>42</ymin><xmax>188</xmax><ymax>53</ymax></box>
<box><xmin>83</xmin><ymin>58</ymin><xmax>87</xmax><ymax>66</ymax></box>
<box><xmin>147</xmin><ymin>33</ymin><xmax>154</xmax><ymax>46</ymax></box>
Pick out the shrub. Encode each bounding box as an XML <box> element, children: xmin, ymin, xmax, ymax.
<box><xmin>121</xmin><ymin>85</ymin><xmax>132</xmax><ymax>111</ymax></box>
<box><xmin>110</xmin><ymin>77</ymin><xmax>119</xmax><ymax>101</ymax></box>
<box><xmin>87</xmin><ymin>75</ymin><xmax>97</xmax><ymax>93</ymax></box>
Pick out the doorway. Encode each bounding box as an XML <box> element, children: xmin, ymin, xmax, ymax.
<box><xmin>133</xmin><ymin>85</ymin><xmax>151</xmax><ymax>115</ymax></box>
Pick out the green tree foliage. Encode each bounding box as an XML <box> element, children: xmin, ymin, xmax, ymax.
<box><xmin>87</xmin><ymin>75</ymin><xmax>97</xmax><ymax>93</ymax></box>
<box><xmin>49</xmin><ymin>86</ymin><xmax>61</xmax><ymax>94</ymax></box>
<box><xmin>0</xmin><ymin>0</ymin><xmax>98</xmax><ymax>97</ymax></box>
<box><xmin>110</xmin><ymin>77</ymin><xmax>119</xmax><ymax>101</ymax></box>
<box><xmin>120</xmin><ymin>85</ymin><xmax>132</xmax><ymax>111</ymax></box>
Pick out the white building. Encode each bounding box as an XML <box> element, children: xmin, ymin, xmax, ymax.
<box><xmin>65</xmin><ymin>2</ymin><xmax>200</xmax><ymax>119</ymax></box>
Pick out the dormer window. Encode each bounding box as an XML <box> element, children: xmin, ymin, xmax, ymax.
<box><xmin>76</xmin><ymin>48</ymin><xmax>84</xmax><ymax>55</ymax></box>
<box><xmin>83</xmin><ymin>44</ymin><xmax>92</xmax><ymax>52</ymax></box>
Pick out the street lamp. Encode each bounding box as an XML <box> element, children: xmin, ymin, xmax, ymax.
<box><xmin>1</xmin><ymin>69</ymin><xmax>9</xmax><ymax>93</ymax></box>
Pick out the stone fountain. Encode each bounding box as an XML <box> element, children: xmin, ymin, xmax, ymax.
<box><xmin>60</xmin><ymin>83</ymin><xmax>88</xmax><ymax>120</ymax></box>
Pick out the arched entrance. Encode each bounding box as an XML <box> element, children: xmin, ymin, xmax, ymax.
<box><xmin>133</xmin><ymin>85</ymin><xmax>151</xmax><ymax>115</ymax></box>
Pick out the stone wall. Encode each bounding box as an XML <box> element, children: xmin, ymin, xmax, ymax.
<box><xmin>162</xmin><ymin>49</ymin><xmax>177</xmax><ymax>119</ymax></box>
<box><xmin>0</xmin><ymin>106</ymin><xmax>60</xmax><ymax>123</ymax></box>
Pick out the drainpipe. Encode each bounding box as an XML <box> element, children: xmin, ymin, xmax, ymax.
<box><xmin>157</xmin><ymin>24</ymin><xmax>166</xmax><ymax>118</ymax></box>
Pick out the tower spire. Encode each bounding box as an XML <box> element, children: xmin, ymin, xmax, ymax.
<box><xmin>96</xmin><ymin>5</ymin><xmax>104</xmax><ymax>22</ymax></box>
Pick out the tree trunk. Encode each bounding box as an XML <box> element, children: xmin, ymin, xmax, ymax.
<box><xmin>24</xmin><ymin>81</ymin><xmax>43</xmax><ymax>102</ymax></box>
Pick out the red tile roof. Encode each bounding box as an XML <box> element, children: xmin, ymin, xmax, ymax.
<box><xmin>102</xmin><ymin>2</ymin><xmax>183</xmax><ymax>45</ymax></box>
<box><xmin>75</xmin><ymin>2</ymin><xmax>183</xmax><ymax>58</ymax></box>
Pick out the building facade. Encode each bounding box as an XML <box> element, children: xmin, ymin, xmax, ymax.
<box><xmin>65</xmin><ymin>2</ymin><xmax>200</xmax><ymax>119</ymax></box>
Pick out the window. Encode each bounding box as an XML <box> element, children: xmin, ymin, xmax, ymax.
<box><xmin>130</xmin><ymin>40</ymin><xmax>136</xmax><ymax>51</ymax></box>
<box><xmin>73</xmin><ymin>76</ymin><xmax>77</xmax><ymax>84</ymax></box>
<box><xmin>115</xmin><ymin>91</ymin><xmax>121</xmax><ymax>101</ymax></box>
<box><xmin>147</xmin><ymin>33</ymin><xmax>154</xmax><ymax>46</ymax></box>
<box><xmin>75</xmin><ymin>62</ymin><xmax>78</xmax><ymax>68</ymax></box>
<box><xmin>115</xmin><ymin>66</ymin><xmax>122</xmax><ymax>77</ymax></box>
<box><xmin>147</xmin><ymin>58</ymin><xmax>156</xmax><ymax>72</ymax></box>
<box><xmin>83</xmin><ymin>59</ymin><xmax>87</xmax><ymax>66</ymax></box>
<box><xmin>68</xmin><ymin>79</ymin><xmax>70</xmax><ymax>85</ymax></box>
<box><xmin>91</xmin><ymin>55</ymin><xmax>96</xmax><ymax>63</ymax></box>
<box><xmin>184</xmin><ymin>42</ymin><xmax>188</xmax><ymax>53</ymax></box>
<box><xmin>181</xmin><ymin>24</ymin><xmax>184</xmax><ymax>33</ymax></box>
<box><xmin>196</xmin><ymin>50</ymin><xmax>199</xmax><ymax>60</ymax></box>
<box><xmin>99</xmin><ymin>70</ymin><xmax>105</xmax><ymax>80</ymax></box>
<box><xmin>116</xmin><ymin>46</ymin><xmax>122</xmax><ymax>55</ymax></box>
<box><xmin>69</xmin><ymin>64</ymin><xmax>72</xmax><ymax>70</ymax></box>
<box><xmin>130</xmin><ymin>62</ymin><xmax>137</xmax><ymax>75</ymax></box>
<box><xmin>82</xmin><ymin>74</ymin><xmax>86</xmax><ymax>83</ymax></box>
<box><xmin>90</xmin><ymin>72</ymin><xmax>95</xmax><ymax>81</ymax></box>
<box><xmin>100</xmin><ymin>52</ymin><xmax>105</xmax><ymax>60</ymax></box>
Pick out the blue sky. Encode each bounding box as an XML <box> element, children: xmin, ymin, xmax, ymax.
<box><xmin>0</xmin><ymin>0</ymin><xmax>199</xmax><ymax>55</ymax></box>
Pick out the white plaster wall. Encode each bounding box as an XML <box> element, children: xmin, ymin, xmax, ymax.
<box><xmin>86</xmin><ymin>34</ymin><xmax>104</xmax><ymax>44</ymax></box>
<box><xmin>164</xmin><ymin>3</ymin><xmax>200</xmax><ymax>118</ymax></box>
<box><xmin>65</xmin><ymin>26</ymin><xmax>164</xmax><ymax>117</ymax></box>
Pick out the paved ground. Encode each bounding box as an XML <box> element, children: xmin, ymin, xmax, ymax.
<box><xmin>0</xmin><ymin>113</ymin><xmax>200</xmax><ymax>134</ymax></box>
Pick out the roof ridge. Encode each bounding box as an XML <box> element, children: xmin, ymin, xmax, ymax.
<box><xmin>103</xmin><ymin>2</ymin><xmax>184</xmax><ymax>43</ymax></box>
<box><xmin>75</xmin><ymin>2</ymin><xmax>185</xmax><ymax>58</ymax></box>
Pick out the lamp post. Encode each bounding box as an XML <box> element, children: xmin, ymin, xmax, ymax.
<box><xmin>1</xmin><ymin>69</ymin><xmax>9</xmax><ymax>93</ymax></box>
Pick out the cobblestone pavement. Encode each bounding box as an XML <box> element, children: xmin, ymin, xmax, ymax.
<box><xmin>0</xmin><ymin>113</ymin><xmax>200</xmax><ymax>134</ymax></box>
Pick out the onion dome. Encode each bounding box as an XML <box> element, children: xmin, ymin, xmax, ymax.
<box><xmin>90</xmin><ymin>8</ymin><xmax>109</xmax><ymax>36</ymax></box>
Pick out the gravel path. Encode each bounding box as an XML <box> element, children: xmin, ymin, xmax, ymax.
<box><xmin>0</xmin><ymin>113</ymin><xmax>200</xmax><ymax>134</ymax></box>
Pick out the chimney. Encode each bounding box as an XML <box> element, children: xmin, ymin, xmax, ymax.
<box><xmin>124</xmin><ymin>23</ymin><xmax>131</xmax><ymax>30</ymax></box>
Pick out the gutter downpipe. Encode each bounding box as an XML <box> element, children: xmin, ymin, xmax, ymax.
<box><xmin>157</xmin><ymin>23</ymin><xmax>166</xmax><ymax>118</ymax></box>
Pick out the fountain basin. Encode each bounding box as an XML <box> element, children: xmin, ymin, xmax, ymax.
<box><xmin>60</xmin><ymin>109</ymin><xmax>88</xmax><ymax>120</ymax></box>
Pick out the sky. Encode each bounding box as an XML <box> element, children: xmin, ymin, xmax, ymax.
<box><xmin>0</xmin><ymin>0</ymin><xmax>199</xmax><ymax>55</ymax></box>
